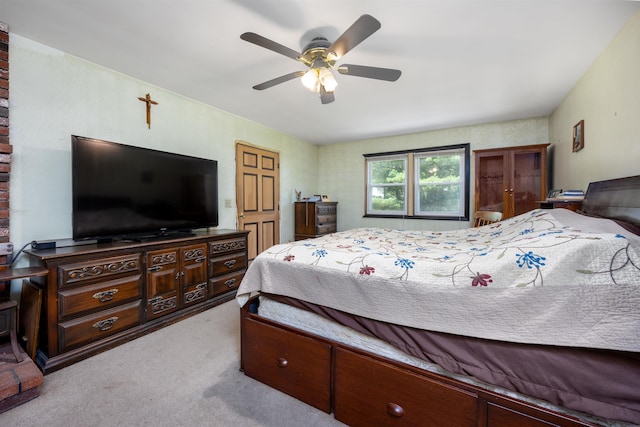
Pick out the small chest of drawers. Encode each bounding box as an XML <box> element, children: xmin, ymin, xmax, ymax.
<box><xmin>294</xmin><ymin>201</ymin><xmax>338</xmax><ymax>240</ymax></box>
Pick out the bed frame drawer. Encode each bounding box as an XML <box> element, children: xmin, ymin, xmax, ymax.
<box><xmin>487</xmin><ymin>403</ymin><xmax>558</xmax><ymax>427</ymax></box>
<box><xmin>334</xmin><ymin>347</ymin><xmax>478</xmax><ymax>426</ymax></box>
<box><xmin>242</xmin><ymin>317</ymin><xmax>332</xmax><ymax>413</ymax></box>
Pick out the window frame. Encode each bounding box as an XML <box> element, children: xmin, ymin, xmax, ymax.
<box><xmin>364</xmin><ymin>143</ymin><xmax>470</xmax><ymax>220</ymax></box>
<box><xmin>365</xmin><ymin>153</ymin><xmax>408</xmax><ymax>216</ymax></box>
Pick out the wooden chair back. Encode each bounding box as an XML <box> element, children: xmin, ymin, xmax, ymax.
<box><xmin>473</xmin><ymin>211</ymin><xmax>502</xmax><ymax>227</ymax></box>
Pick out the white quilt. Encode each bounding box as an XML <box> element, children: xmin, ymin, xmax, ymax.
<box><xmin>237</xmin><ymin>209</ymin><xmax>640</xmax><ymax>352</ymax></box>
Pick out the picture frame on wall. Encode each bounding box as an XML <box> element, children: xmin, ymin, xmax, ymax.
<box><xmin>573</xmin><ymin>120</ymin><xmax>584</xmax><ymax>152</ymax></box>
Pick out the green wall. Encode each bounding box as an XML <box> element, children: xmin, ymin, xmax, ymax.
<box><xmin>549</xmin><ymin>9</ymin><xmax>640</xmax><ymax>190</ymax></box>
<box><xmin>8</xmin><ymin>35</ymin><xmax>317</xmax><ymax>251</ymax></box>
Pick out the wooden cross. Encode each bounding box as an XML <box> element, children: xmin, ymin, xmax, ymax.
<box><xmin>138</xmin><ymin>93</ymin><xmax>158</xmax><ymax>128</ymax></box>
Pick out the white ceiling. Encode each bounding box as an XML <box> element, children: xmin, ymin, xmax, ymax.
<box><xmin>1</xmin><ymin>1</ymin><xmax>638</xmax><ymax>144</ymax></box>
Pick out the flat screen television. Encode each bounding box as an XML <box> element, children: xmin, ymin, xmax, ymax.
<box><xmin>72</xmin><ymin>135</ymin><xmax>219</xmax><ymax>242</ymax></box>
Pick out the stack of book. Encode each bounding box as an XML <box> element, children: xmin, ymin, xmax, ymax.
<box><xmin>548</xmin><ymin>190</ymin><xmax>584</xmax><ymax>202</ymax></box>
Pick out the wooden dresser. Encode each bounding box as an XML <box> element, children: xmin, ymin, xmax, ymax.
<box><xmin>25</xmin><ymin>229</ymin><xmax>248</xmax><ymax>374</ymax></box>
<box><xmin>294</xmin><ymin>201</ymin><xmax>338</xmax><ymax>240</ymax></box>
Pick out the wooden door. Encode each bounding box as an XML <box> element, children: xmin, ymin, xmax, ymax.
<box><xmin>146</xmin><ymin>248</ymin><xmax>179</xmax><ymax>320</ymax></box>
<box><xmin>236</xmin><ymin>142</ymin><xmax>280</xmax><ymax>262</ymax></box>
<box><xmin>475</xmin><ymin>150</ymin><xmax>510</xmax><ymax>217</ymax></box>
<box><xmin>180</xmin><ymin>244</ymin><xmax>208</xmax><ymax>307</ymax></box>
<box><xmin>511</xmin><ymin>147</ymin><xmax>547</xmax><ymax>216</ymax></box>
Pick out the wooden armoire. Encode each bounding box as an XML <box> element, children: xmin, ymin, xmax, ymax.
<box><xmin>474</xmin><ymin>144</ymin><xmax>549</xmax><ymax>220</ymax></box>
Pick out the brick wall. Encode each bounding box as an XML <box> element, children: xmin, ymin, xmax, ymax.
<box><xmin>0</xmin><ymin>22</ymin><xmax>10</xmax><ymax>266</ymax></box>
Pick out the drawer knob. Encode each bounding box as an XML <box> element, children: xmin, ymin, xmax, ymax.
<box><xmin>224</xmin><ymin>259</ymin><xmax>237</xmax><ymax>269</ymax></box>
<box><xmin>276</xmin><ymin>357</ymin><xmax>288</xmax><ymax>368</ymax></box>
<box><xmin>92</xmin><ymin>316</ymin><xmax>119</xmax><ymax>331</ymax></box>
<box><xmin>386</xmin><ymin>402</ymin><xmax>405</xmax><ymax>418</ymax></box>
<box><xmin>224</xmin><ymin>278</ymin><xmax>237</xmax><ymax>288</ymax></box>
<box><xmin>92</xmin><ymin>288</ymin><xmax>118</xmax><ymax>303</ymax></box>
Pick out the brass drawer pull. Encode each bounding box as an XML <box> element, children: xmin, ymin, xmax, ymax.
<box><xmin>223</xmin><ymin>259</ymin><xmax>237</xmax><ymax>269</ymax></box>
<box><xmin>276</xmin><ymin>357</ymin><xmax>288</xmax><ymax>368</ymax></box>
<box><xmin>196</xmin><ymin>282</ymin><xmax>208</xmax><ymax>290</ymax></box>
<box><xmin>148</xmin><ymin>265</ymin><xmax>162</xmax><ymax>272</ymax></box>
<box><xmin>224</xmin><ymin>278</ymin><xmax>237</xmax><ymax>288</ymax></box>
<box><xmin>386</xmin><ymin>402</ymin><xmax>405</xmax><ymax>418</ymax></box>
<box><xmin>92</xmin><ymin>316</ymin><xmax>119</xmax><ymax>331</ymax></box>
<box><xmin>92</xmin><ymin>289</ymin><xmax>118</xmax><ymax>303</ymax></box>
<box><xmin>196</xmin><ymin>256</ymin><xmax>206</xmax><ymax>263</ymax></box>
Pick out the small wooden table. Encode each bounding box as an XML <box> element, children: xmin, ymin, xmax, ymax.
<box><xmin>0</xmin><ymin>267</ymin><xmax>49</xmax><ymax>282</ymax></box>
<box><xmin>0</xmin><ymin>267</ymin><xmax>48</xmax><ymax>361</ymax></box>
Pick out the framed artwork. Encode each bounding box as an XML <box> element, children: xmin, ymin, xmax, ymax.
<box><xmin>573</xmin><ymin>120</ymin><xmax>584</xmax><ymax>152</ymax></box>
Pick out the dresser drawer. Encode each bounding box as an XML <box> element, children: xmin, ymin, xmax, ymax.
<box><xmin>59</xmin><ymin>253</ymin><xmax>142</xmax><ymax>287</ymax></box>
<box><xmin>58</xmin><ymin>274</ymin><xmax>142</xmax><ymax>319</ymax></box>
<box><xmin>210</xmin><ymin>252</ymin><xmax>247</xmax><ymax>276</ymax></box>
<box><xmin>334</xmin><ymin>347</ymin><xmax>477</xmax><ymax>426</ymax></box>
<box><xmin>242</xmin><ymin>317</ymin><xmax>332</xmax><ymax>413</ymax></box>
<box><xmin>316</xmin><ymin>204</ymin><xmax>337</xmax><ymax>215</ymax></box>
<box><xmin>209</xmin><ymin>271</ymin><xmax>245</xmax><ymax>297</ymax></box>
<box><xmin>209</xmin><ymin>237</ymin><xmax>247</xmax><ymax>256</ymax></box>
<box><xmin>316</xmin><ymin>214</ymin><xmax>336</xmax><ymax>224</ymax></box>
<box><xmin>58</xmin><ymin>301</ymin><xmax>142</xmax><ymax>353</ymax></box>
<box><xmin>316</xmin><ymin>223</ymin><xmax>337</xmax><ymax>235</ymax></box>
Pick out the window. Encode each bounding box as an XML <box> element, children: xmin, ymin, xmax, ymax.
<box><xmin>365</xmin><ymin>144</ymin><xmax>470</xmax><ymax>220</ymax></box>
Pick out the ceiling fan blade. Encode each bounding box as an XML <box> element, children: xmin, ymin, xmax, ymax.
<box><xmin>241</xmin><ymin>32</ymin><xmax>302</xmax><ymax>61</ymax></box>
<box><xmin>252</xmin><ymin>71</ymin><xmax>305</xmax><ymax>90</ymax></box>
<box><xmin>337</xmin><ymin>64</ymin><xmax>402</xmax><ymax>81</ymax></box>
<box><xmin>320</xmin><ymin>86</ymin><xmax>335</xmax><ymax>104</ymax></box>
<box><xmin>328</xmin><ymin>14</ymin><xmax>381</xmax><ymax>59</ymax></box>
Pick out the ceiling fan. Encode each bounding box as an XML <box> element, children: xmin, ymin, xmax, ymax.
<box><xmin>240</xmin><ymin>14</ymin><xmax>401</xmax><ymax>104</ymax></box>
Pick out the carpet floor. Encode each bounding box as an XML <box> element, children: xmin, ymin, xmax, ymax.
<box><xmin>0</xmin><ymin>299</ymin><xmax>345</xmax><ymax>426</ymax></box>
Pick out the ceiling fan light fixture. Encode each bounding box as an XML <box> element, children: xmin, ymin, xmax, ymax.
<box><xmin>301</xmin><ymin>68</ymin><xmax>319</xmax><ymax>92</ymax></box>
<box><xmin>319</xmin><ymin>68</ymin><xmax>338</xmax><ymax>92</ymax></box>
<box><xmin>242</xmin><ymin>14</ymin><xmax>400</xmax><ymax>104</ymax></box>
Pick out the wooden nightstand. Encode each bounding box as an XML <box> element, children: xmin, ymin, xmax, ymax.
<box><xmin>537</xmin><ymin>200</ymin><xmax>583</xmax><ymax>212</ymax></box>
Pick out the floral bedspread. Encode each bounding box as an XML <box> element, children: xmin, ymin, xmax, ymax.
<box><xmin>237</xmin><ymin>209</ymin><xmax>640</xmax><ymax>352</ymax></box>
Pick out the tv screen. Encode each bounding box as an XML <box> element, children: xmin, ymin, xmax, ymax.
<box><xmin>72</xmin><ymin>135</ymin><xmax>219</xmax><ymax>241</ymax></box>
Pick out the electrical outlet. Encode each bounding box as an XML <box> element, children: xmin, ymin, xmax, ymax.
<box><xmin>0</xmin><ymin>242</ymin><xmax>13</xmax><ymax>255</ymax></box>
<box><xmin>225</xmin><ymin>199</ymin><xmax>232</xmax><ymax>208</ymax></box>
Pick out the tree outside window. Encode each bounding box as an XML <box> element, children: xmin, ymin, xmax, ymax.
<box><xmin>365</xmin><ymin>144</ymin><xmax>469</xmax><ymax>220</ymax></box>
<box><xmin>368</xmin><ymin>156</ymin><xmax>406</xmax><ymax>214</ymax></box>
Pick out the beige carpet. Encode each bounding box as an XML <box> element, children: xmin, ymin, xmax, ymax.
<box><xmin>0</xmin><ymin>300</ymin><xmax>345</xmax><ymax>426</ymax></box>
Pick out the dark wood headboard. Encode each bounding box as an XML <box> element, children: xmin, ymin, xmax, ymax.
<box><xmin>581</xmin><ymin>175</ymin><xmax>640</xmax><ymax>232</ymax></box>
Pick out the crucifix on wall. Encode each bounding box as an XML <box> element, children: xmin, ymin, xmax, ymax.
<box><xmin>138</xmin><ymin>93</ymin><xmax>158</xmax><ymax>128</ymax></box>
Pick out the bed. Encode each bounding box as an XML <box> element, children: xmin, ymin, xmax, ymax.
<box><xmin>236</xmin><ymin>175</ymin><xmax>640</xmax><ymax>427</ymax></box>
